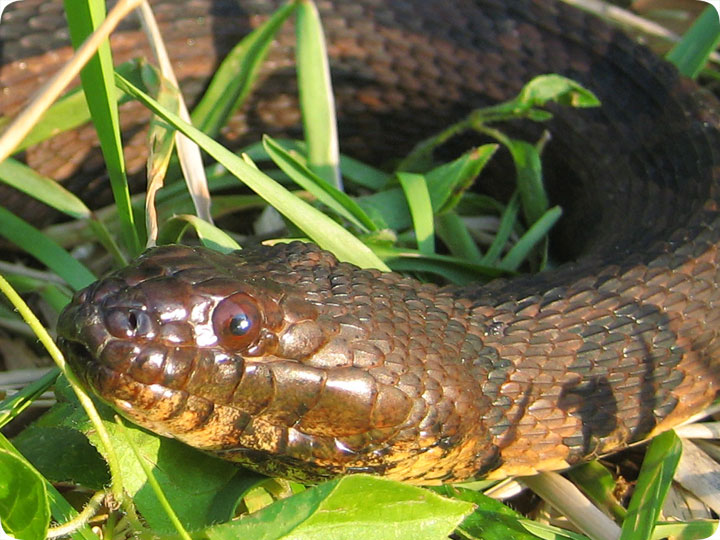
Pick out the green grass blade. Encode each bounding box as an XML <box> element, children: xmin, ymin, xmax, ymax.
<box><xmin>482</xmin><ymin>192</ymin><xmax>521</xmax><ymax>266</ymax></box>
<box><xmin>436</xmin><ymin>211</ymin><xmax>484</xmax><ymax>263</ymax></box>
<box><xmin>0</xmin><ymin>159</ymin><xmax>91</xmax><ymax>219</ymax></box>
<box><xmin>159</xmin><ymin>215</ymin><xmax>241</xmax><ymax>254</ymax></box>
<box><xmin>397</xmin><ymin>172</ymin><xmax>435</xmax><ymax>255</ymax></box>
<box><xmin>115</xmin><ymin>73</ymin><xmax>388</xmax><ymax>271</ymax></box>
<box><xmin>263</xmin><ymin>135</ymin><xmax>377</xmax><ymax>231</ymax></box>
<box><xmin>568</xmin><ymin>462</ymin><xmax>626</xmax><ymax>522</ymax></box>
<box><xmin>2</xmin><ymin>60</ymin><xmax>138</xmax><ymax>153</ymax></box>
<box><xmin>666</xmin><ymin>7</ymin><xmax>720</xmax><ymax>78</ymax></box>
<box><xmin>499</xmin><ymin>205</ymin><xmax>562</xmax><ymax>271</ymax></box>
<box><xmin>1</xmin><ymin>87</ymin><xmax>90</xmax><ymax>152</ymax></box>
<box><xmin>64</xmin><ymin>0</ymin><xmax>140</xmax><ymax>254</ymax></box>
<box><xmin>241</xmin><ymin>138</ymin><xmax>392</xmax><ymax>190</ymax></box>
<box><xmin>0</xmin><ymin>368</ymin><xmax>59</xmax><ymax>430</ymax></box>
<box><xmin>295</xmin><ymin>0</ymin><xmax>341</xmax><ymax>188</ymax></box>
<box><xmin>0</xmin><ymin>207</ymin><xmax>96</xmax><ymax>290</ymax></box>
<box><xmin>191</xmin><ymin>1</ymin><xmax>297</xmax><ymax>136</ymax></box>
<box><xmin>652</xmin><ymin>520</ymin><xmax>717</xmax><ymax>540</ymax></box>
<box><xmin>619</xmin><ymin>430</ymin><xmax>682</xmax><ymax>540</ymax></box>
<box><xmin>371</xmin><ymin>243</ymin><xmax>504</xmax><ymax>284</ymax></box>
<box><xmin>508</xmin><ymin>139</ymin><xmax>549</xmax><ymax>226</ymax></box>
<box><xmin>429</xmin><ymin>145</ymin><xmax>498</xmax><ymax>213</ymax></box>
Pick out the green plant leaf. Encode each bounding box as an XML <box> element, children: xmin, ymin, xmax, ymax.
<box><xmin>0</xmin><ymin>159</ymin><xmax>91</xmax><ymax>219</ymax></box>
<box><xmin>499</xmin><ymin>206</ymin><xmax>562</xmax><ymax>271</ymax></box>
<box><xmin>191</xmin><ymin>1</ymin><xmax>297</xmax><ymax>136</ymax></box>
<box><xmin>666</xmin><ymin>7</ymin><xmax>720</xmax><ymax>78</ymax></box>
<box><xmin>514</xmin><ymin>74</ymin><xmax>600</xmax><ymax>109</ymax></box>
<box><xmin>0</xmin><ymin>433</ymin><xmax>99</xmax><ymax>540</ymax></box>
<box><xmin>568</xmin><ymin>462</ymin><xmax>626</xmax><ymax>522</ymax></box>
<box><xmin>295</xmin><ymin>0</ymin><xmax>341</xmax><ymax>188</ymax></box>
<box><xmin>619</xmin><ymin>430</ymin><xmax>682</xmax><ymax>540</ymax></box>
<box><xmin>13</xmin><ymin>426</ymin><xmax>109</xmax><ymax>490</ymax></box>
<box><xmin>159</xmin><ymin>214</ymin><xmax>241</xmax><ymax>253</ymax></box>
<box><xmin>397</xmin><ymin>172</ymin><xmax>434</xmax><ymax>255</ymax></box>
<box><xmin>0</xmin><ymin>449</ymin><xmax>50</xmax><ymax>540</ymax></box>
<box><xmin>431</xmin><ymin>485</ymin><xmax>541</xmax><ymax>540</ymax></box>
<box><xmin>64</xmin><ymin>0</ymin><xmax>140</xmax><ymax>254</ymax></box>
<box><xmin>196</xmin><ymin>475</ymin><xmax>473</xmax><ymax>540</ymax></box>
<box><xmin>0</xmin><ymin>207</ymin><xmax>96</xmax><ymax>290</ymax></box>
<box><xmin>32</xmin><ymin>380</ymin><xmax>260</xmax><ymax>534</ymax></box>
<box><xmin>263</xmin><ymin>136</ymin><xmax>377</xmax><ymax>231</ymax></box>
<box><xmin>507</xmin><ymin>139</ymin><xmax>548</xmax><ymax>226</ymax></box>
<box><xmin>114</xmin><ymin>72</ymin><xmax>388</xmax><ymax>271</ymax></box>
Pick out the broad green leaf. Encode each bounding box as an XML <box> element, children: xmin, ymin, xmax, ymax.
<box><xmin>515</xmin><ymin>74</ymin><xmax>600</xmax><ymax>109</ymax></box>
<box><xmin>198</xmin><ymin>475</ymin><xmax>473</xmax><ymax>540</ymax></box>
<box><xmin>652</xmin><ymin>520</ymin><xmax>717</xmax><ymax>540</ymax></box>
<box><xmin>427</xmin><ymin>145</ymin><xmax>498</xmax><ymax>213</ymax></box>
<box><xmin>359</xmin><ymin>147</ymin><xmax>497</xmax><ymax>232</ymax></box>
<box><xmin>431</xmin><ymin>485</ymin><xmax>540</xmax><ymax>540</ymax></box>
<box><xmin>33</xmin><ymin>380</ymin><xmax>260</xmax><ymax>534</ymax></box>
<box><xmin>13</xmin><ymin>426</ymin><xmax>109</xmax><ymax>489</ymax></box>
<box><xmin>0</xmin><ymin>449</ymin><xmax>50</xmax><ymax>540</ymax></box>
<box><xmin>0</xmin><ymin>434</ymin><xmax>99</xmax><ymax>540</ymax></box>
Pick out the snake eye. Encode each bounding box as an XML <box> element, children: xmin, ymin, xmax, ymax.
<box><xmin>212</xmin><ymin>293</ymin><xmax>262</xmax><ymax>350</ymax></box>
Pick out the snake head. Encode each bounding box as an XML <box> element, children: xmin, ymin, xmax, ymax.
<box><xmin>57</xmin><ymin>243</ymin><xmax>494</xmax><ymax>483</ymax></box>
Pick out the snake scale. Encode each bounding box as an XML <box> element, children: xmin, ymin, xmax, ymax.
<box><xmin>6</xmin><ymin>0</ymin><xmax>717</xmax><ymax>484</ymax></box>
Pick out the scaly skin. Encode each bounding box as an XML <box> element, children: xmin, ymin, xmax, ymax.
<box><xmin>5</xmin><ymin>0</ymin><xmax>716</xmax><ymax>485</ymax></box>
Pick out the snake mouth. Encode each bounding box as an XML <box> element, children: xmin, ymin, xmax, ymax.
<box><xmin>58</xmin><ymin>337</ymin><xmax>92</xmax><ymax>364</ymax></box>
<box><xmin>57</xmin><ymin>337</ymin><xmax>99</xmax><ymax>384</ymax></box>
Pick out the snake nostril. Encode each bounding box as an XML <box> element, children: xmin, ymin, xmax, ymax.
<box><xmin>105</xmin><ymin>309</ymin><xmax>155</xmax><ymax>339</ymax></box>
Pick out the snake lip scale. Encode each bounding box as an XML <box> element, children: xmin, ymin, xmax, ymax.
<box><xmin>27</xmin><ymin>0</ymin><xmax>720</xmax><ymax>484</ymax></box>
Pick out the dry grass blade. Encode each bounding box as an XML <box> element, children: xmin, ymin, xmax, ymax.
<box><xmin>136</xmin><ymin>1</ymin><xmax>212</xmax><ymax>226</ymax></box>
<box><xmin>0</xmin><ymin>0</ymin><xmax>143</xmax><ymax>162</ymax></box>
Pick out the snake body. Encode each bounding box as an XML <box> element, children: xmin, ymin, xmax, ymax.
<box><xmin>37</xmin><ymin>0</ymin><xmax>720</xmax><ymax>484</ymax></box>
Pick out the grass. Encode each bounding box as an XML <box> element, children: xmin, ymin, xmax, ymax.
<box><xmin>0</xmin><ymin>1</ymin><xmax>718</xmax><ymax>539</ymax></box>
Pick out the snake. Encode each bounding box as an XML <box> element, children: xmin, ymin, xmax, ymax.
<box><xmin>7</xmin><ymin>0</ymin><xmax>715</xmax><ymax>485</ymax></box>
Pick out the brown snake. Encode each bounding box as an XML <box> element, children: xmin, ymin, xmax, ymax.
<box><xmin>6</xmin><ymin>0</ymin><xmax>716</xmax><ymax>484</ymax></box>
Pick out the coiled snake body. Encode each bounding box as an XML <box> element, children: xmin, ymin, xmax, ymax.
<box><xmin>26</xmin><ymin>0</ymin><xmax>719</xmax><ymax>483</ymax></box>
